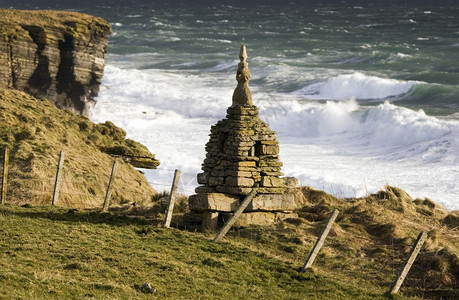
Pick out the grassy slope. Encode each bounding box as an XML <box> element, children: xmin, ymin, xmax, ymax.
<box><xmin>0</xmin><ymin>204</ymin><xmax>388</xmax><ymax>300</ymax></box>
<box><xmin>0</xmin><ymin>186</ymin><xmax>458</xmax><ymax>299</ymax></box>
<box><xmin>0</xmin><ymin>88</ymin><xmax>158</xmax><ymax>207</ymax></box>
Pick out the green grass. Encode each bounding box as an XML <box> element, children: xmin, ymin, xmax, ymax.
<box><xmin>0</xmin><ymin>204</ymin><xmax>392</xmax><ymax>300</ymax></box>
<box><xmin>1</xmin><ymin>185</ymin><xmax>458</xmax><ymax>299</ymax></box>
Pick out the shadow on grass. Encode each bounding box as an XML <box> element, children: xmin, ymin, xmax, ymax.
<box><xmin>0</xmin><ymin>204</ymin><xmax>163</xmax><ymax>227</ymax></box>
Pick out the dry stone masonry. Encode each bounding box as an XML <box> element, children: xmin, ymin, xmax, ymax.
<box><xmin>188</xmin><ymin>45</ymin><xmax>297</xmax><ymax>230</ymax></box>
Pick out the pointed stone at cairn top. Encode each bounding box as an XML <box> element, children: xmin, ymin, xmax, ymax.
<box><xmin>232</xmin><ymin>45</ymin><xmax>253</xmax><ymax>106</ymax></box>
<box><xmin>239</xmin><ymin>44</ymin><xmax>247</xmax><ymax>62</ymax></box>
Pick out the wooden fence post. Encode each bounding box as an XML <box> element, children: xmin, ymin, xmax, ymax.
<box><xmin>300</xmin><ymin>208</ymin><xmax>340</xmax><ymax>272</ymax></box>
<box><xmin>1</xmin><ymin>148</ymin><xmax>9</xmax><ymax>204</ymax></box>
<box><xmin>164</xmin><ymin>169</ymin><xmax>181</xmax><ymax>228</ymax></box>
<box><xmin>102</xmin><ymin>160</ymin><xmax>119</xmax><ymax>212</ymax></box>
<box><xmin>51</xmin><ymin>151</ymin><xmax>65</xmax><ymax>206</ymax></box>
<box><xmin>213</xmin><ymin>189</ymin><xmax>258</xmax><ymax>242</ymax></box>
<box><xmin>386</xmin><ymin>231</ymin><xmax>427</xmax><ymax>295</ymax></box>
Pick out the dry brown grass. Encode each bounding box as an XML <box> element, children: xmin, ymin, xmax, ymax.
<box><xmin>0</xmin><ymin>8</ymin><xmax>110</xmax><ymax>31</ymax></box>
<box><xmin>286</xmin><ymin>185</ymin><xmax>459</xmax><ymax>297</ymax></box>
<box><xmin>0</xmin><ymin>88</ymin><xmax>157</xmax><ymax>208</ymax></box>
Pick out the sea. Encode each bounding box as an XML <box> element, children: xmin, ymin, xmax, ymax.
<box><xmin>3</xmin><ymin>0</ymin><xmax>459</xmax><ymax>210</ymax></box>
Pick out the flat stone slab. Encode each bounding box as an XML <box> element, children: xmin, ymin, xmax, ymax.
<box><xmin>216</xmin><ymin>186</ymin><xmax>253</xmax><ymax>195</ymax></box>
<box><xmin>189</xmin><ymin>193</ymin><xmax>241</xmax><ymax>212</ymax></box>
<box><xmin>194</xmin><ymin>186</ymin><xmax>216</xmax><ymax>194</ymax></box>
<box><xmin>246</xmin><ymin>193</ymin><xmax>295</xmax><ymax>212</ymax></box>
<box><xmin>260</xmin><ymin>176</ymin><xmax>285</xmax><ymax>188</ymax></box>
<box><xmin>225</xmin><ymin>176</ymin><xmax>254</xmax><ymax>187</ymax></box>
<box><xmin>221</xmin><ymin>211</ymin><xmax>298</xmax><ymax>227</ymax></box>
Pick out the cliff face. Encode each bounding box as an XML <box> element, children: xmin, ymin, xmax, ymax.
<box><xmin>0</xmin><ymin>9</ymin><xmax>111</xmax><ymax>115</ymax></box>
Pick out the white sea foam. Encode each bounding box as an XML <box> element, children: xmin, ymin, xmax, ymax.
<box><xmin>262</xmin><ymin>99</ymin><xmax>459</xmax><ymax>208</ymax></box>
<box><xmin>95</xmin><ymin>65</ymin><xmax>231</xmax><ymax>119</ymax></box>
<box><xmin>91</xmin><ymin>64</ymin><xmax>459</xmax><ymax>210</ymax></box>
<box><xmin>207</xmin><ymin>60</ymin><xmax>238</xmax><ymax>72</ymax></box>
<box><xmin>295</xmin><ymin>72</ymin><xmax>416</xmax><ymax>100</ymax></box>
<box><xmin>396</xmin><ymin>53</ymin><xmax>411</xmax><ymax>58</ymax></box>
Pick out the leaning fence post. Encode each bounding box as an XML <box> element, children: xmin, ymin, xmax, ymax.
<box><xmin>1</xmin><ymin>148</ymin><xmax>9</xmax><ymax>204</ymax></box>
<box><xmin>102</xmin><ymin>160</ymin><xmax>119</xmax><ymax>212</ymax></box>
<box><xmin>164</xmin><ymin>169</ymin><xmax>181</xmax><ymax>228</ymax></box>
<box><xmin>386</xmin><ymin>231</ymin><xmax>427</xmax><ymax>296</ymax></box>
<box><xmin>300</xmin><ymin>208</ymin><xmax>340</xmax><ymax>272</ymax></box>
<box><xmin>51</xmin><ymin>151</ymin><xmax>65</xmax><ymax>206</ymax></box>
<box><xmin>213</xmin><ymin>189</ymin><xmax>258</xmax><ymax>242</ymax></box>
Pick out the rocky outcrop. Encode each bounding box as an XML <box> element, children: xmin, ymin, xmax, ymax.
<box><xmin>0</xmin><ymin>9</ymin><xmax>111</xmax><ymax>115</ymax></box>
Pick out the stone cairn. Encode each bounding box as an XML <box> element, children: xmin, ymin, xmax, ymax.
<box><xmin>188</xmin><ymin>45</ymin><xmax>297</xmax><ymax>230</ymax></box>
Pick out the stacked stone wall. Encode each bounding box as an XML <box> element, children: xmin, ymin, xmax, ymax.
<box><xmin>187</xmin><ymin>45</ymin><xmax>298</xmax><ymax>230</ymax></box>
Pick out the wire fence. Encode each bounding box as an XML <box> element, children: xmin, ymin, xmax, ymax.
<box><xmin>0</xmin><ymin>148</ymin><xmax>196</xmax><ymax>209</ymax></box>
<box><xmin>1</xmin><ymin>148</ymin><xmax>454</xmax><ymax>296</ymax></box>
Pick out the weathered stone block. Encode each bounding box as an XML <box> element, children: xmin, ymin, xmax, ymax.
<box><xmin>230</xmin><ymin>166</ymin><xmax>258</xmax><ymax>172</ymax></box>
<box><xmin>226</xmin><ymin>176</ymin><xmax>254</xmax><ymax>187</ymax></box>
<box><xmin>221</xmin><ymin>212</ymin><xmax>298</xmax><ymax>227</ymax></box>
<box><xmin>227</xmin><ymin>105</ymin><xmax>259</xmax><ymax>116</ymax></box>
<box><xmin>210</xmin><ymin>169</ymin><xmax>225</xmax><ymax>177</ymax></box>
<box><xmin>260</xmin><ymin>171</ymin><xmax>284</xmax><ymax>176</ymax></box>
<box><xmin>208</xmin><ymin>176</ymin><xmax>225</xmax><ymax>186</ymax></box>
<box><xmin>259</xmin><ymin>134</ymin><xmax>277</xmax><ymax>140</ymax></box>
<box><xmin>222</xmin><ymin>160</ymin><xmax>257</xmax><ymax>167</ymax></box>
<box><xmin>197</xmin><ymin>172</ymin><xmax>209</xmax><ymax>184</ymax></box>
<box><xmin>237</xmin><ymin>146</ymin><xmax>252</xmax><ymax>151</ymax></box>
<box><xmin>226</xmin><ymin>170</ymin><xmax>253</xmax><ymax>177</ymax></box>
<box><xmin>237</xmin><ymin>129</ymin><xmax>255</xmax><ymax>136</ymax></box>
<box><xmin>257</xmin><ymin>187</ymin><xmax>286</xmax><ymax>194</ymax></box>
<box><xmin>202</xmin><ymin>211</ymin><xmax>219</xmax><ymax>231</ymax></box>
<box><xmin>246</xmin><ymin>193</ymin><xmax>295</xmax><ymax>211</ymax></box>
<box><xmin>256</xmin><ymin>144</ymin><xmax>279</xmax><ymax>155</ymax></box>
<box><xmin>258</xmin><ymin>166</ymin><xmax>283</xmax><ymax>173</ymax></box>
<box><xmin>227</xmin><ymin>155</ymin><xmax>259</xmax><ymax>162</ymax></box>
<box><xmin>203</xmin><ymin>158</ymin><xmax>217</xmax><ymax>165</ymax></box>
<box><xmin>261</xmin><ymin>140</ymin><xmax>278</xmax><ymax>145</ymax></box>
<box><xmin>189</xmin><ymin>193</ymin><xmax>240</xmax><ymax>212</ymax></box>
<box><xmin>258</xmin><ymin>160</ymin><xmax>283</xmax><ymax>167</ymax></box>
<box><xmin>216</xmin><ymin>186</ymin><xmax>253</xmax><ymax>195</ymax></box>
<box><xmin>260</xmin><ymin>176</ymin><xmax>285</xmax><ymax>187</ymax></box>
<box><xmin>194</xmin><ymin>186</ymin><xmax>216</xmax><ymax>194</ymax></box>
<box><xmin>237</xmin><ymin>141</ymin><xmax>255</xmax><ymax>147</ymax></box>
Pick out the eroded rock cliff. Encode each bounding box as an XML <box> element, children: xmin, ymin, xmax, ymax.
<box><xmin>0</xmin><ymin>9</ymin><xmax>111</xmax><ymax>114</ymax></box>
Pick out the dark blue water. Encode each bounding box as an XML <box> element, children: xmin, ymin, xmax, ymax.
<box><xmin>4</xmin><ymin>0</ymin><xmax>459</xmax><ymax>115</ymax></box>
